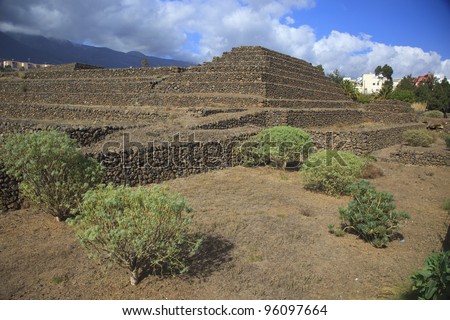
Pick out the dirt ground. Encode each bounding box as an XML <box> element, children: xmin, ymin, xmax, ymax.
<box><xmin>0</xmin><ymin>158</ymin><xmax>449</xmax><ymax>300</ymax></box>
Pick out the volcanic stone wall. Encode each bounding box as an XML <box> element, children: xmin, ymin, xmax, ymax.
<box><xmin>0</xmin><ymin>120</ymin><xmax>124</xmax><ymax>146</ymax></box>
<box><xmin>195</xmin><ymin>109</ymin><xmax>417</xmax><ymax>130</ymax></box>
<box><xmin>0</xmin><ymin>103</ymin><xmax>162</xmax><ymax>123</ymax></box>
<box><xmin>389</xmin><ymin>150</ymin><xmax>450</xmax><ymax>166</ymax></box>
<box><xmin>95</xmin><ymin>134</ymin><xmax>251</xmax><ymax>186</ymax></box>
<box><xmin>309</xmin><ymin>124</ymin><xmax>425</xmax><ymax>154</ymax></box>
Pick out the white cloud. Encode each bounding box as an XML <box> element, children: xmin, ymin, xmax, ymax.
<box><xmin>0</xmin><ymin>0</ymin><xmax>448</xmax><ymax>78</ymax></box>
<box><xmin>311</xmin><ymin>31</ymin><xmax>450</xmax><ymax>78</ymax></box>
<box><xmin>285</xmin><ymin>16</ymin><xmax>295</xmax><ymax>25</ymax></box>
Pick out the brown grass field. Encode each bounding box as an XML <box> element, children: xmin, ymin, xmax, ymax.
<box><xmin>1</xmin><ymin>156</ymin><xmax>449</xmax><ymax>300</ymax></box>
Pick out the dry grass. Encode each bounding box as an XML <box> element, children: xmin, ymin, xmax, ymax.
<box><xmin>362</xmin><ymin>162</ymin><xmax>384</xmax><ymax>179</ymax></box>
<box><xmin>411</xmin><ymin>102</ymin><xmax>427</xmax><ymax>112</ymax></box>
<box><xmin>1</xmin><ymin>162</ymin><xmax>449</xmax><ymax>300</ymax></box>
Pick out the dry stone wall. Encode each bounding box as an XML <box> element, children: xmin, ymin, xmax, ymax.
<box><xmin>25</xmin><ymin>66</ymin><xmax>185</xmax><ymax>79</ymax></box>
<box><xmin>95</xmin><ymin>134</ymin><xmax>251</xmax><ymax>186</ymax></box>
<box><xmin>0</xmin><ymin>120</ymin><xmax>124</xmax><ymax>146</ymax></box>
<box><xmin>195</xmin><ymin>109</ymin><xmax>418</xmax><ymax>130</ymax></box>
<box><xmin>389</xmin><ymin>150</ymin><xmax>450</xmax><ymax>166</ymax></box>
<box><xmin>309</xmin><ymin>124</ymin><xmax>425</xmax><ymax>154</ymax></box>
<box><xmin>362</xmin><ymin>100</ymin><xmax>413</xmax><ymax>113</ymax></box>
<box><xmin>0</xmin><ymin>102</ymin><xmax>162</xmax><ymax>123</ymax></box>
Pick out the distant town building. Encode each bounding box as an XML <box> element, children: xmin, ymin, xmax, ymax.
<box><xmin>360</xmin><ymin>73</ymin><xmax>387</xmax><ymax>94</ymax></box>
<box><xmin>414</xmin><ymin>73</ymin><xmax>434</xmax><ymax>87</ymax></box>
<box><xmin>1</xmin><ymin>59</ymin><xmax>52</xmax><ymax>70</ymax></box>
<box><xmin>344</xmin><ymin>73</ymin><xmax>401</xmax><ymax>94</ymax></box>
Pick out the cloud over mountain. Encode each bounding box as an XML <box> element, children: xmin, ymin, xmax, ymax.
<box><xmin>1</xmin><ymin>0</ymin><xmax>448</xmax><ymax>78</ymax></box>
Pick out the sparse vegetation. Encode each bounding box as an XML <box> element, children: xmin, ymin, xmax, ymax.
<box><xmin>0</xmin><ymin>131</ymin><xmax>103</xmax><ymax>220</ymax></box>
<box><xmin>443</xmin><ymin>198</ymin><xmax>450</xmax><ymax>212</ymax></box>
<box><xmin>356</xmin><ymin>93</ymin><xmax>374</xmax><ymax>104</ymax></box>
<box><xmin>444</xmin><ymin>135</ymin><xmax>450</xmax><ymax>149</ymax></box>
<box><xmin>402</xmin><ymin>129</ymin><xmax>435</xmax><ymax>147</ymax></box>
<box><xmin>19</xmin><ymin>82</ymin><xmax>27</xmax><ymax>92</ymax></box>
<box><xmin>239</xmin><ymin>126</ymin><xmax>312</xmax><ymax>169</ymax></box>
<box><xmin>338</xmin><ymin>180</ymin><xmax>410</xmax><ymax>248</ymax></box>
<box><xmin>411</xmin><ymin>251</ymin><xmax>450</xmax><ymax>300</ymax></box>
<box><xmin>302</xmin><ymin>150</ymin><xmax>365</xmax><ymax>196</ymax></box>
<box><xmin>411</xmin><ymin>102</ymin><xmax>427</xmax><ymax>112</ymax></box>
<box><xmin>362</xmin><ymin>162</ymin><xmax>384</xmax><ymax>179</ymax></box>
<box><xmin>69</xmin><ymin>184</ymin><xmax>202</xmax><ymax>286</ymax></box>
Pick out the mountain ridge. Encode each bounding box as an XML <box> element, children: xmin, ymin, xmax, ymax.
<box><xmin>0</xmin><ymin>31</ymin><xmax>193</xmax><ymax>68</ymax></box>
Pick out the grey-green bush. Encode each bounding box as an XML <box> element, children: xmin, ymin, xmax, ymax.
<box><xmin>339</xmin><ymin>181</ymin><xmax>410</xmax><ymax>248</ymax></box>
<box><xmin>0</xmin><ymin>130</ymin><xmax>102</xmax><ymax>220</ymax></box>
<box><xmin>402</xmin><ymin>129</ymin><xmax>435</xmax><ymax>147</ymax></box>
<box><xmin>302</xmin><ymin>150</ymin><xmax>365</xmax><ymax>196</ymax></box>
<box><xmin>69</xmin><ymin>184</ymin><xmax>201</xmax><ymax>285</ymax></box>
<box><xmin>238</xmin><ymin>126</ymin><xmax>312</xmax><ymax>169</ymax></box>
<box><xmin>423</xmin><ymin>110</ymin><xmax>444</xmax><ymax>118</ymax></box>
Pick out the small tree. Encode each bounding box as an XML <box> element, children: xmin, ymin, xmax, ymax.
<box><xmin>69</xmin><ymin>184</ymin><xmax>201</xmax><ymax>285</ymax></box>
<box><xmin>328</xmin><ymin>68</ymin><xmax>344</xmax><ymax>85</ymax></box>
<box><xmin>141</xmin><ymin>58</ymin><xmax>149</xmax><ymax>68</ymax></box>
<box><xmin>0</xmin><ymin>131</ymin><xmax>103</xmax><ymax>220</ymax></box>
<box><xmin>341</xmin><ymin>80</ymin><xmax>358</xmax><ymax>101</ymax></box>
<box><xmin>316</xmin><ymin>64</ymin><xmax>324</xmax><ymax>75</ymax></box>
<box><xmin>375</xmin><ymin>64</ymin><xmax>393</xmax><ymax>81</ymax></box>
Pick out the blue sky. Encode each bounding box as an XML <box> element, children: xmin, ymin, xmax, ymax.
<box><xmin>293</xmin><ymin>0</ymin><xmax>450</xmax><ymax>59</ymax></box>
<box><xmin>1</xmin><ymin>0</ymin><xmax>449</xmax><ymax>78</ymax></box>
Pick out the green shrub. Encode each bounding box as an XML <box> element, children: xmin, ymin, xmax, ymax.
<box><xmin>338</xmin><ymin>181</ymin><xmax>410</xmax><ymax>248</ymax></box>
<box><xmin>356</xmin><ymin>93</ymin><xmax>374</xmax><ymax>104</ymax></box>
<box><xmin>69</xmin><ymin>184</ymin><xmax>201</xmax><ymax>285</ymax></box>
<box><xmin>423</xmin><ymin>110</ymin><xmax>444</xmax><ymax>118</ymax></box>
<box><xmin>239</xmin><ymin>126</ymin><xmax>312</xmax><ymax>169</ymax></box>
<box><xmin>302</xmin><ymin>150</ymin><xmax>365</xmax><ymax>196</ymax></box>
<box><xmin>443</xmin><ymin>198</ymin><xmax>450</xmax><ymax>212</ymax></box>
<box><xmin>402</xmin><ymin>129</ymin><xmax>435</xmax><ymax>147</ymax></box>
<box><xmin>411</xmin><ymin>251</ymin><xmax>450</xmax><ymax>300</ymax></box>
<box><xmin>444</xmin><ymin>135</ymin><xmax>450</xmax><ymax>149</ymax></box>
<box><xmin>0</xmin><ymin>130</ymin><xmax>102</xmax><ymax>220</ymax></box>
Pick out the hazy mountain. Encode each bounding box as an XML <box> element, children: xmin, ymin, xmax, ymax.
<box><xmin>0</xmin><ymin>31</ymin><xmax>193</xmax><ymax>68</ymax></box>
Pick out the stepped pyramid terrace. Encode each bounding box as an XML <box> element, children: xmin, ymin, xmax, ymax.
<box><xmin>1</xmin><ymin>46</ymin><xmax>424</xmax><ymax>210</ymax></box>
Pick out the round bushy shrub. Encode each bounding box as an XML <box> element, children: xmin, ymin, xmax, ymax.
<box><xmin>402</xmin><ymin>129</ymin><xmax>435</xmax><ymax>147</ymax></box>
<box><xmin>302</xmin><ymin>150</ymin><xmax>365</xmax><ymax>196</ymax></box>
<box><xmin>0</xmin><ymin>130</ymin><xmax>103</xmax><ymax>220</ymax></box>
<box><xmin>239</xmin><ymin>126</ymin><xmax>312</xmax><ymax>169</ymax></box>
<box><xmin>339</xmin><ymin>180</ymin><xmax>410</xmax><ymax>248</ymax></box>
<box><xmin>69</xmin><ymin>184</ymin><xmax>201</xmax><ymax>285</ymax></box>
<box><xmin>423</xmin><ymin>110</ymin><xmax>444</xmax><ymax>118</ymax></box>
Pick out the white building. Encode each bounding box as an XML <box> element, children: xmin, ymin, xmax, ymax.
<box><xmin>1</xmin><ymin>60</ymin><xmax>52</xmax><ymax>70</ymax></box>
<box><xmin>360</xmin><ymin>73</ymin><xmax>387</xmax><ymax>94</ymax></box>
